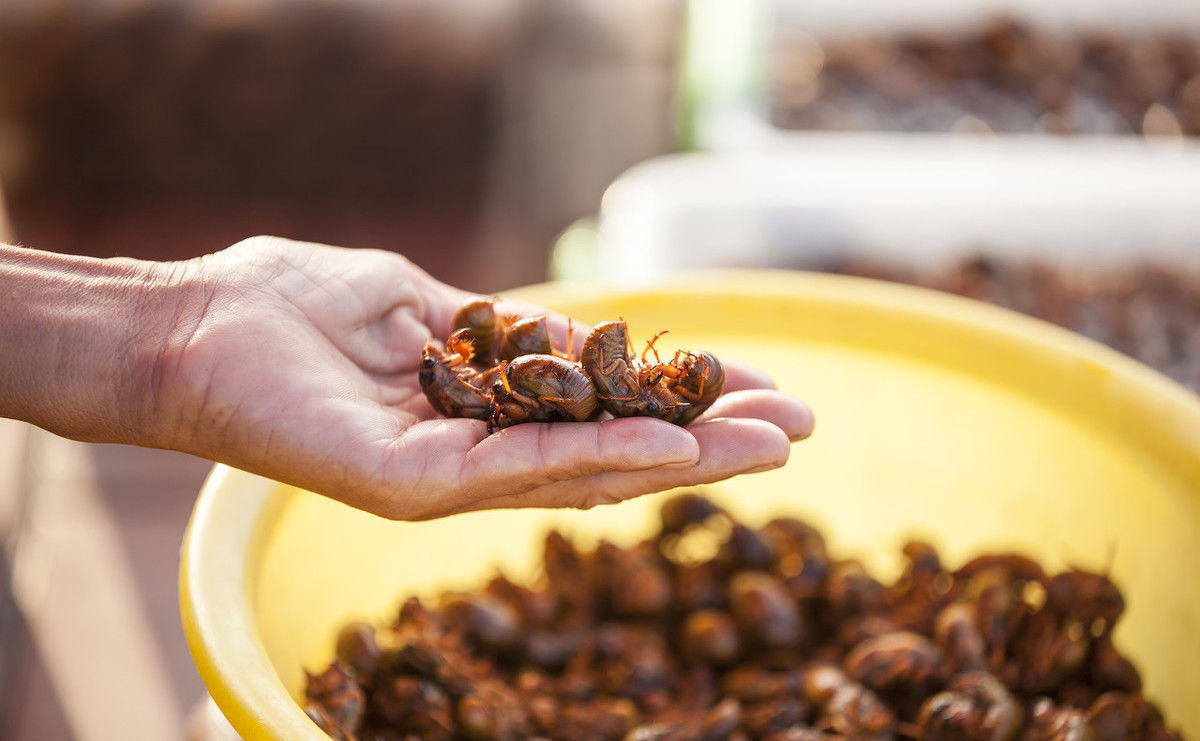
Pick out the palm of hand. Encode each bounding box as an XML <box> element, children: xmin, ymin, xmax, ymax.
<box><xmin>158</xmin><ymin>237</ymin><xmax>812</xmax><ymax>520</ymax></box>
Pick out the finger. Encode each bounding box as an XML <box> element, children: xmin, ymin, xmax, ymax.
<box><xmin>458</xmin><ymin>416</ymin><xmax>793</xmax><ymax>513</ymax></box>
<box><xmin>257</xmin><ymin>238</ymin><xmax>429</xmax><ymax>328</ymax></box>
<box><xmin>720</xmin><ymin>358</ymin><xmax>778</xmax><ymax>392</ymax></box>
<box><xmin>351</xmin><ymin>305</ymin><xmax>436</xmax><ymax>374</ymax></box>
<box><xmin>254</xmin><ymin>238</ymin><xmax>457</xmax><ymax>374</ymax></box>
<box><xmin>377</xmin><ymin>416</ymin><xmax>701</xmax><ymax>519</ymax></box>
<box><xmin>698</xmin><ymin>389</ymin><xmax>814</xmax><ymax>441</ymax></box>
<box><xmin>368</xmin><ymin>372</ymin><xmax>428</xmax><ymax>410</ymax></box>
<box><xmin>417</xmin><ymin>282</ymin><xmax>476</xmax><ymax>343</ymax></box>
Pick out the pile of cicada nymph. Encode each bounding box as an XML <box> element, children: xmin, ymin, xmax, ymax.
<box><xmin>419</xmin><ymin>297</ymin><xmax>726</xmax><ymax>432</ymax></box>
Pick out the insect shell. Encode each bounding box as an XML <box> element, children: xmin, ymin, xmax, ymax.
<box><xmin>418</xmin><ymin>332</ymin><xmax>496</xmax><ymax>421</ymax></box>
<box><xmin>582</xmin><ymin>320</ymin><xmax>724</xmax><ymax>425</ymax></box>
<box><xmin>498</xmin><ymin>315</ymin><xmax>572</xmax><ymax>361</ymax></box>
<box><xmin>453</xmin><ymin>297</ymin><xmax>572</xmax><ymax>364</ymax></box>
<box><xmin>581</xmin><ymin>320</ymin><xmax>676</xmax><ymax>420</ymax></box>
<box><xmin>488</xmin><ymin>355</ymin><xmax>599</xmax><ymax>432</ymax></box>
<box><xmin>452</xmin><ymin>296</ymin><xmax>502</xmax><ymax>362</ymax></box>
<box><xmin>652</xmin><ymin>349</ymin><xmax>725</xmax><ymax>426</ymax></box>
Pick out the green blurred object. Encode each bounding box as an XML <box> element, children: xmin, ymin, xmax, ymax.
<box><xmin>551</xmin><ymin>0</ymin><xmax>772</xmax><ymax>279</ymax></box>
<box><xmin>676</xmin><ymin>0</ymin><xmax>770</xmax><ymax>150</ymax></box>
<box><xmin>548</xmin><ymin>219</ymin><xmax>601</xmax><ymax>282</ymax></box>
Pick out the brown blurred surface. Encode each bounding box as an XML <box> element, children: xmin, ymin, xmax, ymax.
<box><xmin>0</xmin><ymin>0</ymin><xmax>542</xmax><ymax>289</ymax></box>
<box><xmin>0</xmin><ymin>0</ymin><xmax>685</xmax><ymax>288</ymax></box>
<box><xmin>0</xmin><ymin>0</ymin><xmax>520</xmax><ymax>204</ymax></box>
<box><xmin>771</xmin><ymin>17</ymin><xmax>1200</xmax><ymax>136</ymax></box>
<box><xmin>6</xmin><ymin>195</ymin><xmax>527</xmax><ymax>290</ymax></box>
<box><xmin>0</xmin><ymin>1</ymin><xmax>685</xmax><ymax>738</ymax></box>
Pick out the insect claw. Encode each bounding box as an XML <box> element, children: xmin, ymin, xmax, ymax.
<box><xmin>487</xmin><ymin>402</ymin><xmax>505</xmax><ymax>434</ymax></box>
<box><xmin>446</xmin><ymin>328</ymin><xmax>476</xmax><ymax>363</ymax></box>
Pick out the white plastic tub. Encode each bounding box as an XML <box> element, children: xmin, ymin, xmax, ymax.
<box><xmin>570</xmin><ymin>137</ymin><xmax>1200</xmax><ymax>285</ymax></box>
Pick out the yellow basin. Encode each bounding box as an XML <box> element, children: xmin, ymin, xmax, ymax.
<box><xmin>180</xmin><ymin>270</ymin><xmax>1200</xmax><ymax>740</ymax></box>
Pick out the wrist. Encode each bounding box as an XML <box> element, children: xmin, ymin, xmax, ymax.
<box><xmin>0</xmin><ymin>244</ymin><xmax>198</xmax><ymax>446</ymax></box>
<box><xmin>119</xmin><ymin>256</ymin><xmax>206</xmax><ymax>449</ymax></box>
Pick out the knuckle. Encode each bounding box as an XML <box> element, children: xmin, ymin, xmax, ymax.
<box><xmin>225</xmin><ymin>235</ymin><xmax>300</xmax><ymax>273</ymax></box>
<box><xmin>230</xmin><ymin>235</ymin><xmax>284</xmax><ymax>253</ymax></box>
<box><xmin>365</xmin><ymin>247</ymin><xmax>416</xmax><ymax>271</ymax></box>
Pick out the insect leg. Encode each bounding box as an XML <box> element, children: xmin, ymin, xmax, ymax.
<box><xmin>641</xmin><ymin>330</ymin><xmax>669</xmax><ymax>365</ymax></box>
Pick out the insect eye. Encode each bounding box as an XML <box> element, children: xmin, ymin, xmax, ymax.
<box><xmin>421</xmin><ymin>356</ymin><xmax>435</xmax><ymax>369</ymax></box>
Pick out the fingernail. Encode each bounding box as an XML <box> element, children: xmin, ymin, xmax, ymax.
<box><xmin>653</xmin><ymin>446</ymin><xmax>701</xmax><ymax>468</ymax></box>
<box><xmin>606</xmin><ymin>417</ymin><xmax>700</xmax><ymax>469</ymax></box>
<box><xmin>650</xmin><ymin>429</ymin><xmax>701</xmax><ymax>467</ymax></box>
<box><xmin>743</xmin><ymin>460</ymin><xmax>786</xmax><ymax>475</ymax></box>
<box><xmin>657</xmin><ymin>457</ymin><xmax>698</xmax><ymax>470</ymax></box>
<box><xmin>786</xmin><ymin>405</ymin><xmax>816</xmax><ymax>441</ymax></box>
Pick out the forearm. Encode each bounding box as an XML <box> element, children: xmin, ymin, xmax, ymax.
<box><xmin>0</xmin><ymin>243</ymin><xmax>183</xmax><ymax>445</ymax></box>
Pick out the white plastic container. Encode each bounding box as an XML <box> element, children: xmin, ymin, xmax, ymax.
<box><xmin>565</xmin><ymin>136</ymin><xmax>1200</xmax><ymax>286</ymax></box>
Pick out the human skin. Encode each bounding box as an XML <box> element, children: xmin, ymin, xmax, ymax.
<box><xmin>0</xmin><ymin>236</ymin><xmax>814</xmax><ymax>520</ymax></box>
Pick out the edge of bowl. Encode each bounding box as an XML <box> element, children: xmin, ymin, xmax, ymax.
<box><xmin>180</xmin><ymin>465</ymin><xmax>311</xmax><ymax>741</ymax></box>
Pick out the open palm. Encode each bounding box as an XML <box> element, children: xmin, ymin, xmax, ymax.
<box><xmin>153</xmin><ymin>237</ymin><xmax>813</xmax><ymax>520</ymax></box>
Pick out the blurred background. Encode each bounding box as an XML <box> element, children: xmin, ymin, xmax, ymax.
<box><xmin>0</xmin><ymin>0</ymin><xmax>1197</xmax><ymax>739</ymax></box>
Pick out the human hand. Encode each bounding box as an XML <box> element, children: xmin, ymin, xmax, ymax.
<box><xmin>4</xmin><ymin>237</ymin><xmax>813</xmax><ymax>520</ymax></box>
